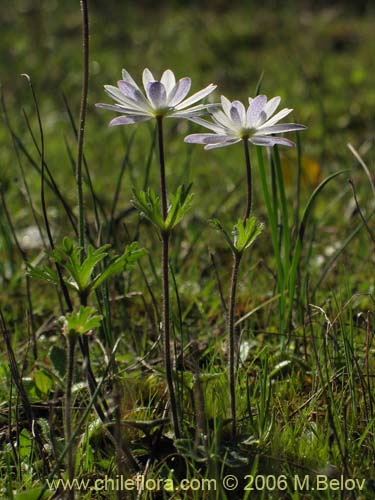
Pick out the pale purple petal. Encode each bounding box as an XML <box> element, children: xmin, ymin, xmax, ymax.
<box><xmin>104</xmin><ymin>85</ymin><xmax>132</xmax><ymax>106</ymax></box>
<box><xmin>169</xmin><ymin>103</ymin><xmax>219</xmax><ymax>119</ymax></box>
<box><xmin>117</xmin><ymin>81</ymin><xmax>142</xmax><ymax>100</ymax></box>
<box><xmin>117</xmin><ymin>81</ymin><xmax>151</xmax><ymax>111</ymax></box>
<box><xmin>212</xmin><ymin>109</ymin><xmax>238</xmax><ymax>131</ymax></box>
<box><xmin>230</xmin><ymin>101</ymin><xmax>246</xmax><ymax>128</ymax></box>
<box><xmin>232</xmin><ymin>101</ymin><xmax>246</xmax><ymax>124</ymax></box>
<box><xmin>161</xmin><ymin>69</ymin><xmax>176</xmax><ymax>94</ymax></box>
<box><xmin>104</xmin><ymin>85</ymin><xmax>150</xmax><ymax>114</ymax></box>
<box><xmin>250</xmin><ymin>135</ymin><xmax>295</xmax><ymax>147</ymax></box>
<box><xmin>229</xmin><ymin>106</ymin><xmax>241</xmax><ymax>128</ymax></box>
<box><xmin>96</xmin><ymin>102</ymin><xmax>128</xmax><ymax>113</ymax></box>
<box><xmin>262</xmin><ymin>108</ymin><xmax>293</xmax><ymax>127</ymax></box>
<box><xmin>175</xmin><ymin>84</ymin><xmax>217</xmax><ymax>110</ymax></box>
<box><xmin>109</xmin><ymin>115</ymin><xmax>150</xmax><ymax>127</ymax></box>
<box><xmin>147</xmin><ymin>82</ymin><xmax>167</xmax><ymax>109</ymax></box>
<box><xmin>168</xmin><ymin>77</ymin><xmax>192</xmax><ymax>107</ymax></box>
<box><xmin>142</xmin><ymin>68</ymin><xmax>155</xmax><ymax>92</ymax></box>
<box><xmin>121</xmin><ymin>69</ymin><xmax>141</xmax><ymax>91</ymax></box>
<box><xmin>204</xmin><ymin>138</ymin><xmax>241</xmax><ymax>150</ymax></box>
<box><xmin>185</xmin><ymin>116</ymin><xmax>226</xmax><ymax>133</ymax></box>
<box><xmin>247</xmin><ymin>95</ymin><xmax>267</xmax><ymax>127</ymax></box>
<box><xmin>264</xmin><ymin>96</ymin><xmax>281</xmax><ymax>119</ymax></box>
<box><xmin>184</xmin><ymin>133</ymin><xmax>231</xmax><ymax>145</ymax></box>
<box><xmin>256</xmin><ymin>123</ymin><xmax>307</xmax><ymax>135</ymax></box>
<box><xmin>96</xmin><ymin>102</ymin><xmax>149</xmax><ymax>115</ymax></box>
<box><xmin>221</xmin><ymin>95</ymin><xmax>232</xmax><ymax>117</ymax></box>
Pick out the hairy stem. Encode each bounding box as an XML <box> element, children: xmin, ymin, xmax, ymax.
<box><xmin>65</xmin><ymin>335</ymin><xmax>76</xmax><ymax>499</ymax></box>
<box><xmin>228</xmin><ymin>252</ymin><xmax>241</xmax><ymax>441</ymax></box>
<box><xmin>156</xmin><ymin>116</ymin><xmax>181</xmax><ymax>439</ymax></box>
<box><xmin>227</xmin><ymin>139</ymin><xmax>253</xmax><ymax>440</ymax></box>
<box><xmin>77</xmin><ymin>0</ymin><xmax>89</xmax><ymax>253</ymax></box>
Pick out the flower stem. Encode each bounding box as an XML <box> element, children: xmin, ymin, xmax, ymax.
<box><xmin>243</xmin><ymin>138</ymin><xmax>252</xmax><ymax>222</ymax></box>
<box><xmin>65</xmin><ymin>335</ymin><xmax>76</xmax><ymax>499</ymax></box>
<box><xmin>156</xmin><ymin>116</ymin><xmax>181</xmax><ymax>439</ymax></box>
<box><xmin>228</xmin><ymin>139</ymin><xmax>253</xmax><ymax>441</ymax></box>
<box><xmin>228</xmin><ymin>251</ymin><xmax>241</xmax><ymax>441</ymax></box>
<box><xmin>157</xmin><ymin>117</ymin><xmax>168</xmax><ymax>220</ymax></box>
<box><xmin>77</xmin><ymin>0</ymin><xmax>89</xmax><ymax>253</ymax></box>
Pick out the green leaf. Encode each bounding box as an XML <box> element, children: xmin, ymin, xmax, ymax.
<box><xmin>234</xmin><ymin>216</ymin><xmax>264</xmax><ymax>253</ymax></box>
<box><xmin>132</xmin><ymin>188</ymin><xmax>164</xmax><ymax>230</ymax></box>
<box><xmin>132</xmin><ymin>185</ymin><xmax>193</xmax><ymax>232</ymax></box>
<box><xmin>19</xmin><ymin>428</ymin><xmax>32</xmax><ymax>461</ymax></box>
<box><xmin>26</xmin><ymin>264</ymin><xmax>59</xmax><ymax>286</ymax></box>
<box><xmin>90</xmin><ymin>242</ymin><xmax>146</xmax><ymax>291</ymax></box>
<box><xmin>52</xmin><ymin>239</ymin><xmax>110</xmax><ymax>293</ymax></box>
<box><xmin>49</xmin><ymin>346</ymin><xmax>67</xmax><ymax>378</ymax></box>
<box><xmin>65</xmin><ymin>306</ymin><xmax>103</xmax><ymax>337</ymax></box>
<box><xmin>164</xmin><ymin>184</ymin><xmax>193</xmax><ymax>231</ymax></box>
<box><xmin>51</xmin><ymin>237</ymin><xmax>82</xmax><ymax>287</ymax></box>
<box><xmin>34</xmin><ymin>370</ymin><xmax>53</xmax><ymax>395</ymax></box>
<box><xmin>78</xmin><ymin>244</ymin><xmax>111</xmax><ymax>290</ymax></box>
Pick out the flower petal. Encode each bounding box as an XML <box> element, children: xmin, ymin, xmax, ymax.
<box><xmin>169</xmin><ymin>103</ymin><xmax>218</xmax><ymax>119</ymax></box>
<box><xmin>161</xmin><ymin>69</ymin><xmax>176</xmax><ymax>94</ymax></box>
<box><xmin>204</xmin><ymin>138</ymin><xmax>241</xmax><ymax>150</ymax></box>
<box><xmin>104</xmin><ymin>85</ymin><xmax>150</xmax><ymax>115</ymax></box>
<box><xmin>264</xmin><ymin>96</ymin><xmax>281</xmax><ymax>119</ymax></box>
<box><xmin>232</xmin><ymin>101</ymin><xmax>246</xmax><ymax>124</ymax></box>
<box><xmin>262</xmin><ymin>108</ymin><xmax>293</xmax><ymax>127</ymax></box>
<box><xmin>109</xmin><ymin>115</ymin><xmax>151</xmax><ymax>127</ymax></box>
<box><xmin>256</xmin><ymin>123</ymin><xmax>307</xmax><ymax>135</ymax></box>
<box><xmin>247</xmin><ymin>95</ymin><xmax>267</xmax><ymax>127</ymax></box>
<box><xmin>230</xmin><ymin>106</ymin><xmax>242</xmax><ymax>128</ymax></box>
<box><xmin>221</xmin><ymin>95</ymin><xmax>232</xmax><ymax>117</ymax></box>
<box><xmin>104</xmin><ymin>85</ymin><xmax>132</xmax><ymax>106</ymax></box>
<box><xmin>184</xmin><ymin>133</ymin><xmax>231</xmax><ymax>144</ymax></box>
<box><xmin>168</xmin><ymin>77</ymin><xmax>192</xmax><ymax>107</ymax></box>
<box><xmin>121</xmin><ymin>69</ymin><xmax>141</xmax><ymax>91</ymax></box>
<box><xmin>212</xmin><ymin>109</ymin><xmax>238</xmax><ymax>131</ymax></box>
<box><xmin>146</xmin><ymin>81</ymin><xmax>167</xmax><ymax>109</ymax></box>
<box><xmin>117</xmin><ymin>81</ymin><xmax>151</xmax><ymax>111</ymax></box>
<box><xmin>175</xmin><ymin>83</ymin><xmax>217</xmax><ymax>110</ymax></box>
<box><xmin>142</xmin><ymin>68</ymin><xmax>156</xmax><ymax>92</ymax></box>
<box><xmin>96</xmin><ymin>102</ymin><xmax>149</xmax><ymax>115</ymax></box>
<box><xmin>250</xmin><ymin>135</ymin><xmax>295</xmax><ymax>147</ymax></box>
<box><xmin>185</xmin><ymin>116</ymin><xmax>226</xmax><ymax>133</ymax></box>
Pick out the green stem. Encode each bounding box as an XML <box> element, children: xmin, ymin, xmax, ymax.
<box><xmin>65</xmin><ymin>335</ymin><xmax>76</xmax><ymax>499</ymax></box>
<box><xmin>156</xmin><ymin>116</ymin><xmax>181</xmax><ymax>439</ymax></box>
<box><xmin>77</xmin><ymin>0</ymin><xmax>89</xmax><ymax>254</ymax></box>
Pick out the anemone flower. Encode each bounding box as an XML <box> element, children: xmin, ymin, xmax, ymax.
<box><xmin>185</xmin><ymin>93</ymin><xmax>306</xmax><ymax>441</ymax></box>
<box><xmin>96</xmin><ymin>69</ymin><xmax>216</xmax><ymax>440</ymax></box>
<box><xmin>184</xmin><ymin>94</ymin><xmax>306</xmax><ymax>149</ymax></box>
<box><xmin>96</xmin><ymin>68</ymin><xmax>217</xmax><ymax>126</ymax></box>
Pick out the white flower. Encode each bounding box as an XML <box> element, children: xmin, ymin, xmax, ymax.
<box><xmin>184</xmin><ymin>94</ymin><xmax>306</xmax><ymax>149</ymax></box>
<box><xmin>96</xmin><ymin>68</ymin><xmax>217</xmax><ymax>126</ymax></box>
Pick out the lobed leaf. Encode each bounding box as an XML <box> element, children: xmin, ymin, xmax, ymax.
<box><xmin>90</xmin><ymin>241</ymin><xmax>146</xmax><ymax>291</ymax></box>
<box><xmin>64</xmin><ymin>305</ymin><xmax>103</xmax><ymax>337</ymax></box>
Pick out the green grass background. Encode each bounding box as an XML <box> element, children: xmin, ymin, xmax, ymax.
<box><xmin>2</xmin><ymin>1</ymin><xmax>375</xmax><ymax>498</ymax></box>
